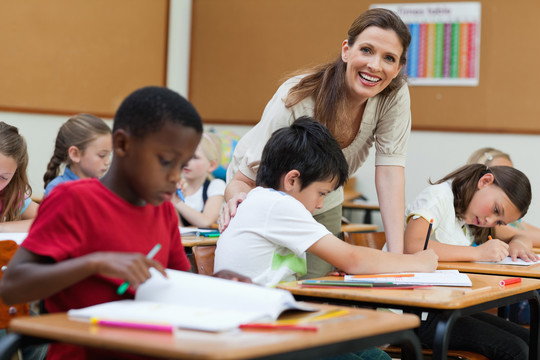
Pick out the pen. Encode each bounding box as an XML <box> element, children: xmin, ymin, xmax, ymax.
<box><xmin>499</xmin><ymin>277</ymin><xmax>521</xmax><ymax>287</ymax></box>
<box><xmin>91</xmin><ymin>318</ymin><xmax>174</xmax><ymax>333</ymax></box>
<box><xmin>239</xmin><ymin>323</ymin><xmax>318</xmax><ymax>331</ymax></box>
<box><xmin>117</xmin><ymin>243</ymin><xmax>162</xmax><ymax>295</ymax></box>
<box><xmin>423</xmin><ymin>219</ymin><xmax>434</xmax><ymax>250</ymax></box>
<box><xmin>176</xmin><ymin>189</ymin><xmax>185</xmax><ymax>202</ymax></box>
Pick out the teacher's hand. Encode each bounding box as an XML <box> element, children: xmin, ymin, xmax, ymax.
<box><xmin>218</xmin><ymin>192</ymin><xmax>247</xmax><ymax>232</ymax></box>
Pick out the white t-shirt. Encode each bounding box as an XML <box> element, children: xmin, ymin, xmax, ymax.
<box><xmin>226</xmin><ymin>75</ymin><xmax>411</xmax><ymax>216</ymax></box>
<box><xmin>214</xmin><ymin>187</ymin><xmax>330</xmax><ymax>287</ymax></box>
<box><xmin>184</xmin><ymin>178</ymin><xmax>225</xmax><ymax>212</ymax></box>
<box><xmin>405</xmin><ymin>181</ymin><xmax>474</xmax><ymax>246</ymax></box>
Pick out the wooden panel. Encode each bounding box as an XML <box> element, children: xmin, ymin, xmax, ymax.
<box><xmin>190</xmin><ymin>0</ymin><xmax>540</xmax><ymax>133</ymax></box>
<box><xmin>0</xmin><ymin>0</ymin><xmax>169</xmax><ymax>118</ymax></box>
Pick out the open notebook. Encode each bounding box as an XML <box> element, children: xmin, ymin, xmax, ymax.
<box><xmin>68</xmin><ymin>269</ymin><xmax>314</xmax><ymax>332</ymax></box>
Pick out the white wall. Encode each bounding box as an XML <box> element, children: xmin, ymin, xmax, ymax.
<box><xmin>3</xmin><ymin>0</ymin><xmax>540</xmax><ymax>231</ymax></box>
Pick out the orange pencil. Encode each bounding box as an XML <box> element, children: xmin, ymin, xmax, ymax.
<box><xmin>349</xmin><ymin>274</ymin><xmax>415</xmax><ymax>279</ymax></box>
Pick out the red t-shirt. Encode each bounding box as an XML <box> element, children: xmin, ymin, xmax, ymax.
<box><xmin>22</xmin><ymin>179</ymin><xmax>190</xmax><ymax>359</ymax></box>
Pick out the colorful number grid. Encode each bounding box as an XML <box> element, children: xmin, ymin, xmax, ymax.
<box><xmin>406</xmin><ymin>22</ymin><xmax>477</xmax><ymax>79</ymax></box>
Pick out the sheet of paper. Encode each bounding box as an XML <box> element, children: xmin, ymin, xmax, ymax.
<box><xmin>0</xmin><ymin>233</ymin><xmax>28</xmax><ymax>245</ymax></box>
<box><xmin>179</xmin><ymin>227</ymin><xmax>218</xmax><ymax>236</ymax></box>
<box><xmin>344</xmin><ymin>270</ymin><xmax>471</xmax><ymax>287</ymax></box>
<box><xmin>476</xmin><ymin>256</ymin><xmax>540</xmax><ymax>266</ymax></box>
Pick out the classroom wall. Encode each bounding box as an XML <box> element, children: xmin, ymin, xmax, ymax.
<box><xmin>1</xmin><ymin>0</ymin><xmax>539</xmax><ymax>229</ymax></box>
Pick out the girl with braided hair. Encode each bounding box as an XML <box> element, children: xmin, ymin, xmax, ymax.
<box><xmin>44</xmin><ymin>114</ymin><xmax>111</xmax><ymax>196</ymax></box>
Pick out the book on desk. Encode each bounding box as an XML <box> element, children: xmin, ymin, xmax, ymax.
<box><xmin>298</xmin><ymin>270</ymin><xmax>472</xmax><ymax>288</ymax></box>
<box><xmin>68</xmin><ymin>268</ymin><xmax>315</xmax><ymax>332</ymax></box>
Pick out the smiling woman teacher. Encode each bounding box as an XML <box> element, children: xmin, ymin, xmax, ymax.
<box><xmin>221</xmin><ymin>8</ymin><xmax>412</xmax><ymax>278</ymax></box>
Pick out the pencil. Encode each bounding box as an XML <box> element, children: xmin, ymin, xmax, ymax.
<box><xmin>423</xmin><ymin>219</ymin><xmax>434</xmax><ymax>250</ymax></box>
<box><xmin>117</xmin><ymin>243</ymin><xmax>162</xmax><ymax>295</ymax></box>
<box><xmin>239</xmin><ymin>323</ymin><xmax>318</xmax><ymax>331</ymax></box>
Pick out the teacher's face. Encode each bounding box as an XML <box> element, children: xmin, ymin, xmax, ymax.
<box><xmin>342</xmin><ymin>26</ymin><xmax>403</xmax><ymax>103</ymax></box>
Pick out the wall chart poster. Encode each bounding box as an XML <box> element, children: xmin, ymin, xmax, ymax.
<box><xmin>371</xmin><ymin>2</ymin><xmax>481</xmax><ymax>86</ymax></box>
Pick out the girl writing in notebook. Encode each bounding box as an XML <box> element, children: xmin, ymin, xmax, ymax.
<box><xmin>0</xmin><ymin>122</ymin><xmax>39</xmax><ymax>232</ymax></box>
<box><xmin>467</xmin><ymin>147</ymin><xmax>540</xmax><ymax>246</ymax></box>
<box><xmin>43</xmin><ymin>114</ymin><xmax>112</xmax><ymax>196</ymax></box>
<box><xmin>404</xmin><ymin>163</ymin><xmax>534</xmax><ymax>359</ymax></box>
<box><xmin>172</xmin><ymin>132</ymin><xmax>225</xmax><ymax>227</ymax></box>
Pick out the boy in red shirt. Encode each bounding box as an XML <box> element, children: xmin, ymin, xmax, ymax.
<box><xmin>1</xmin><ymin>86</ymin><xmax>246</xmax><ymax>359</ymax></box>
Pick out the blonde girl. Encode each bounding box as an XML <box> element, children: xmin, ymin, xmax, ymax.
<box><xmin>0</xmin><ymin>122</ymin><xmax>39</xmax><ymax>232</ymax></box>
<box><xmin>404</xmin><ymin>163</ymin><xmax>534</xmax><ymax>359</ymax></box>
<box><xmin>173</xmin><ymin>132</ymin><xmax>225</xmax><ymax>227</ymax></box>
<box><xmin>43</xmin><ymin>114</ymin><xmax>112</xmax><ymax>196</ymax></box>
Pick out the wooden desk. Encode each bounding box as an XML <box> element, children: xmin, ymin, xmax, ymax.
<box><xmin>3</xmin><ymin>304</ymin><xmax>423</xmax><ymax>360</ymax></box>
<box><xmin>181</xmin><ymin>236</ymin><xmax>218</xmax><ymax>248</ymax></box>
<box><xmin>277</xmin><ymin>274</ymin><xmax>540</xmax><ymax>360</ymax></box>
<box><xmin>342</xmin><ymin>200</ymin><xmax>380</xmax><ymax>224</ymax></box>
<box><xmin>438</xmin><ymin>261</ymin><xmax>540</xmax><ymax>278</ymax></box>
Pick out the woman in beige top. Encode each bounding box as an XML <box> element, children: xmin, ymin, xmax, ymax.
<box><xmin>221</xmin><ymin>8</ymin><xmax>412</xmax><ymax>278</ymax></box>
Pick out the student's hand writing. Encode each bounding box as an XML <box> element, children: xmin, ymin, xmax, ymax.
<box><xmin>218</xmin><ymin>192</ymin><xmax>247</xmax><ymax>232</ymax></box>
<box><xmin>476</xmin><ymin>238</ymin><xmax>509</xmax><ymax>262</ymax></box>
<box><xmin>212</xmin><ymin>269</ymin><xmax>252</xmax><ymax>283</ymax></box>
<box><xmin>412</xmin><ymin>249</ymin><xmax>438</xmax><ymax>272</ymax></box>
<box><xmin>89</xmin><ymin>252</ymin><xmax>167</xmax><ymax>291</ymax></box>
<box><xmin>508</xmin><ymin>239</ymin><xmax>540</xmax><ymax>262</ymax></box>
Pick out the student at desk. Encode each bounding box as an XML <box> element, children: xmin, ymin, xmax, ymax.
<box><xmin>468</xmin><ymin>147</ymin><xmax>540</xmax><ymax>247</ymax></box>
<box><xmin>215</xmin><ymin>118</ymin><xmax>437</xmax><ymax>360</ymax></box>
<box><xmin>404</xmin><ymin>163</ymin><xmax>533</xmax><ymax>359</ymax></box>
<box><xmin>0</xmin><ymin>87</ymin><xmax>248</xmax><ymax>360</ymax></box>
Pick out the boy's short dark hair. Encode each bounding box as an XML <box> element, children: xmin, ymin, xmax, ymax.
<box><xmin>256</xmin><ymin>116</ymin><xmax>348</xmax><ymax>190</ymax></box>
<box><xmin>113</xmin><ymin>86</ymin><xmax>203</xmax><ymax>137</ymax></box>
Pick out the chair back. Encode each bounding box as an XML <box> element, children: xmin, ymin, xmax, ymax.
<box><xmin>191</xmin><ymin>245</ymin><xmax>216</xmax><ymax>276</ymax></box>
<box><xmin>343</xmin><ymin>231</ymin><xmax>386</xmax><ymax>250</ymax></box>
<box><xmin>0</xmin><ymin>240</ymin><xmax>29</xmax><ymax>328</ymax></box>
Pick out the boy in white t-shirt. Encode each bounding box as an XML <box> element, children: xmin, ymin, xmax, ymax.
<box><xmin>214</xmin><ymin>117</ymin><xmax>437</xmax><ymax>287</ymax></box>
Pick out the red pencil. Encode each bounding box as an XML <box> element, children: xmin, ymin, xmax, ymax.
<box><xmin>239</xmin><ymin>323</ymin><xmax>318</xmax><ymax>331</ymax></box>
<box><xmin>499</xmin><ymin>277</ymin><xmax>521</xmax><ymax>287</ymax></box>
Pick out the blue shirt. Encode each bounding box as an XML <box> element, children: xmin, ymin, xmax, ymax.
<box><xmin>44</xmin><ymin>167</ymin><xmax>79</xmax><ymax>196</ymax></box>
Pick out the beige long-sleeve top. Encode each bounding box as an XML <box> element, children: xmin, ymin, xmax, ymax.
<box><xmin>227</xmin><ymin>75</ymin><xmax>411</xmax><ymax>216</ymax></box>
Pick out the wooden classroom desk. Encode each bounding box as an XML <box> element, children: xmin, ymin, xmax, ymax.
<box><xmin>277</xmin><ymin>273</ymin><xmax>540</xmax><ymax>360</ymax></box>
<box><xmin>181</xmin><ymin>235</ymin><xmax>218</xmax><ymax>248</ymax></box>
<box><xmin>341</xmin><ymin>200</ymin><xmax>380</xmax><ymax>224</ymax></box>
<box><xmin>2</xmin><ymin>304</ymin><xmax>423</xmax><ymax>360</ymax></box>
<box><xmin>438</xmin><ymin>261</ymin><xmax>540</xmax><ymax>278</ymax></box>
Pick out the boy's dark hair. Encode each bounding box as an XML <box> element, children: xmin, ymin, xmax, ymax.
<box><xmin>256</xmin><ymin>116</ymin><xmax>348</xmax><ymax>190</ymax></box>
<box><xmin>113</xmin><ymin>86</ymin><xmax>203</xmax><ymax>137</ymax></box>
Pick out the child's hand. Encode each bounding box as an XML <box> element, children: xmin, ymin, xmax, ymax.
<box><xmin>476</xmin><ymin>238</ymin><xmax>509</xmax><ymax>261</ymax></box>
<box><xmin>326</xmin><ymin>269</ymin><xmax>347</xmax><ymax>276</ymax></box>
<box><xmin>212</xmin><ymin>269</ymin><xmax>252</xmax><ymax>283</ymax></box>
<box><xmin>413</xmin><ymin>249</ymin><xmax>438</xmax><ymax>272</ymax></box>
<box><xmin>218</xmin><ymin>192</ymin><xmax>247</xmax><ymax>232</ymax></box>
<box><xmin>89</xmin><ymin>252</ymin><xmax>166</xmax><ymax>290</ymax></box>
<box><xmin>508</xmin><ymin>239</ymin><xmax>540</xmax><ymax>262</ymax></box>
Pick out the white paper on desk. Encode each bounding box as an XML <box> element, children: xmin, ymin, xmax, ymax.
<box><xmin>0</xmin><ymin>233</ymin><xmax>27</xmax><ymax>245</ymax></box>
<box><xmin>476</xmin><ymin>256</ymin><xmax>540</xmax><ymax>266</ymax></box>
<box><xmin>69</xmin><ymin>269</ymin><xmax>315</xmax><ymax>332</ymax></box>
<box><xmin>179</xmin><ymin>227</ymin><xmax>217</xmax><ymax>236</ymax></box>
<box><xmin>344</xmin><ymin>270</ymin><xmax>472</xmax><ymax>287</ymax></box>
